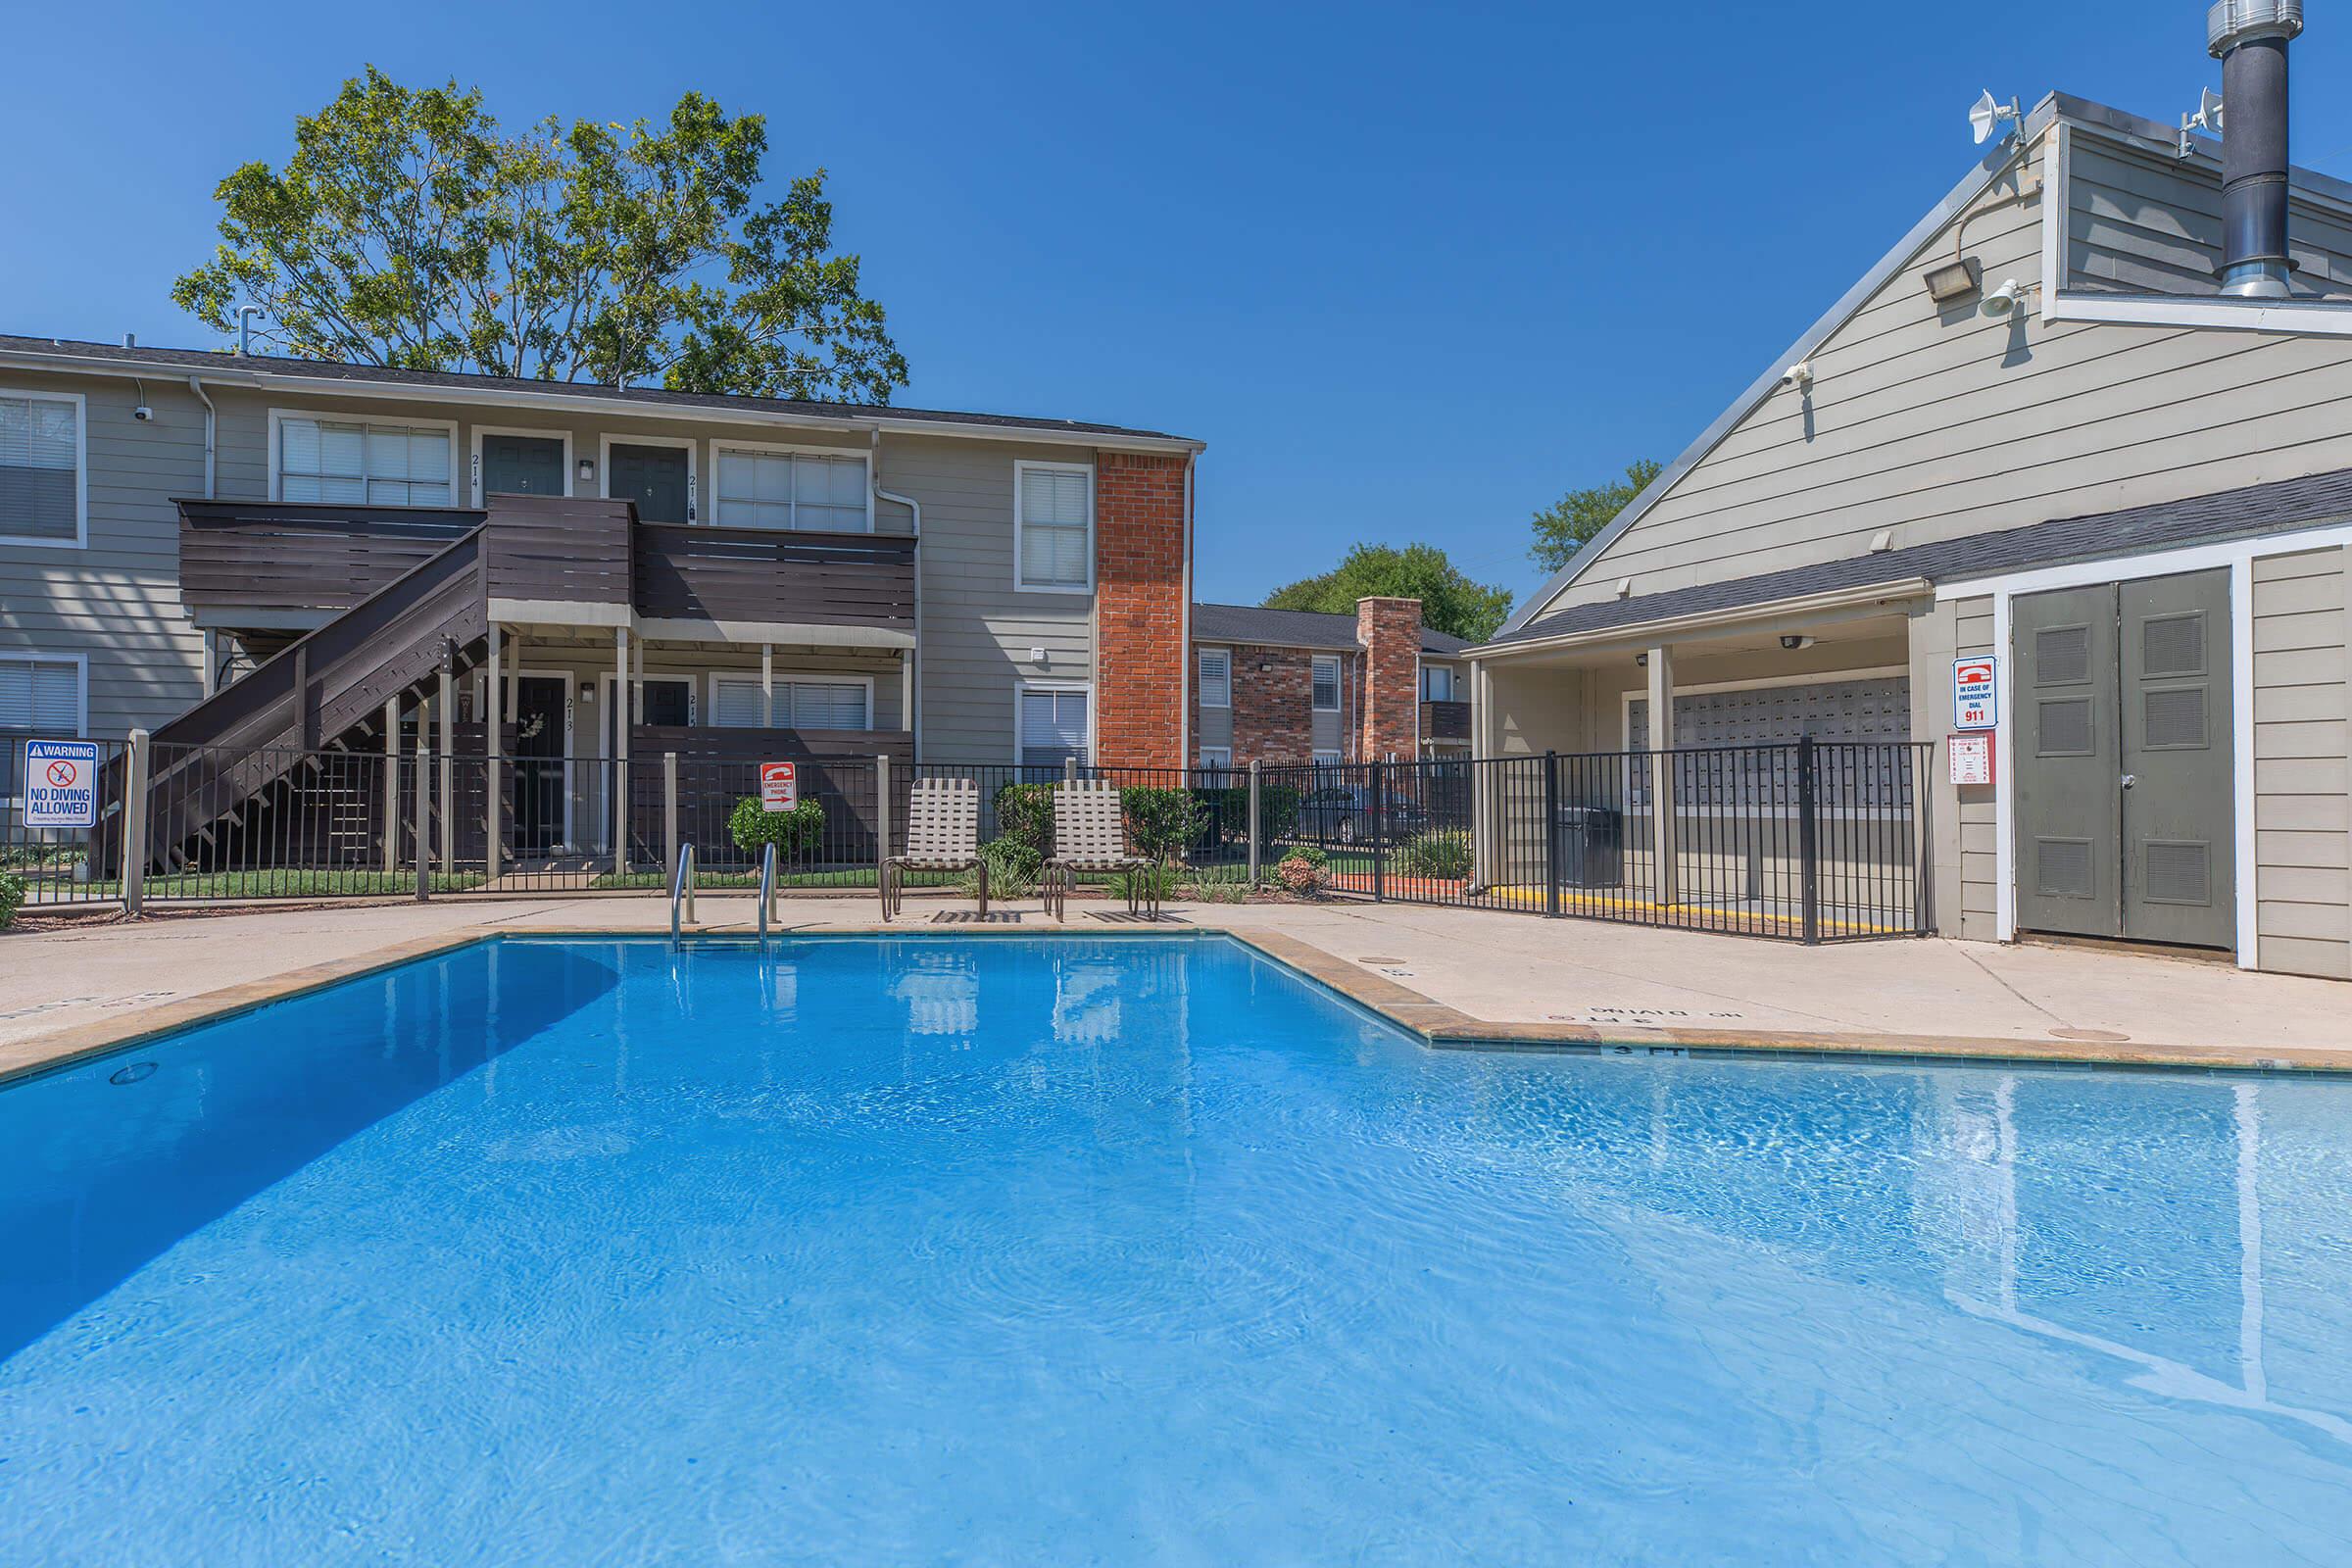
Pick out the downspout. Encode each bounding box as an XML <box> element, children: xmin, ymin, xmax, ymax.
<box><xmin>1180</xmin><ymin>453</ymin><xmax>1195</xmax><ymax>770</ymax></box>
<box><xmin>871</xmin><ymin>431</ymin><xmax>922</xmax><ymax>760</ymax></box>
<box><xmin>188</xmin><ymin>374</ymin><xmax>219</xmax><ymax>694</ymax></box>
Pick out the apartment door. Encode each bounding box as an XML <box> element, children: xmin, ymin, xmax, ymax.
<box><xmin>2013</xmin><ymin>570</ymin><xmax>2234</xmax><ymax>949</ymax></box>
<box><xmin>609</xmin><ymin>444</ymin><xmax>691</xmax><ymax>523</ymax></box>
<box><xmin>481</xmin><ymin>434</ymin><xmax>565</xmax><ymax>499</ymax></box>
<box><xmin>511</xmin><ymin>676</ymin><xmax>568</xmax><ymax>855</ymax></box>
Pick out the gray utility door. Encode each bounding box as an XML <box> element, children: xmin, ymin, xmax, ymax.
<box><xmin>481</xmin><ymin>433</ymin><xmax>565</xmax><ymax>499</ymax></box>
<box><xmin>608</xmin><ymin>443</ymin><xmax>692</xmax><ymax>523</ymax></box>
<box><xmin>2013</xmin><ymin>569</ymin><xmax>2234</xmax><ymax>949</ymax></box>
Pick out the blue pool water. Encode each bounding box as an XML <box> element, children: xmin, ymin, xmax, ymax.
<box><xmin>4</xmin><ymin>935</ymin><xmax>2350</xmax><ymax>1565</ymax></box>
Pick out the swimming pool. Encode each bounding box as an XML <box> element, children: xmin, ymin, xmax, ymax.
<box><xmin>4</xmin><ymin>934</ymin><xmax>2348</xmax><ymax>1564</ymax></box>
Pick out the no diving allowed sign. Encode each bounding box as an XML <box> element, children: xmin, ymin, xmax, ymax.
<box><xmin>24</xmin><ymin>739</ymin><xmax>100</xmax><ymax>828</ymax></box>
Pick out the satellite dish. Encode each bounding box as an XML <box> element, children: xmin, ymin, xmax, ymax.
<box><xmin>1970</xmin><ymin>90</ymin><xmax>2000</xmax><ymax>145</ymax></box>
<box><xmin>2201</xmin><ymin>86</ymin><xmax>2225</xmax><ymax>131</ymax></box>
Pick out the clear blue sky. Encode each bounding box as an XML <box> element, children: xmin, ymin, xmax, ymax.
<box><xmin>6</xmin><ymin>2</ymin><xmax>2348</xmax><ymax>609</ymax></box>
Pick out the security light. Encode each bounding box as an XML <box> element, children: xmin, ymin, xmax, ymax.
<box><xmin>576</xmin><ymin>458</ymin><xmax>597</xmax><ymax>483</ymax></box>
<box><xmin>1923</xmin><ymin>258</ymin><xmax>1981</xmax><ymax>303</ymax></box>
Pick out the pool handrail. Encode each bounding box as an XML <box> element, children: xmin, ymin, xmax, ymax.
<box><xmin>669</xmin><ymin>842</ymin><xmax>696</xmax><ymax>945</ymax></box>
<box><xmin>757</xmin><ymin>842</ymin><xmax>777</xmax><ymax>946</ymax></box>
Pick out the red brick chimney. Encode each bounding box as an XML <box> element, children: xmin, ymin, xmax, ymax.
<box><xmin>1093</xmin><ymin>451</ymin><xmax>1189</xmax><ymax>768</ymax></box>
<box><xmin>1355</xmin><ymin>596</ymin><xmax>1422</xmax><ymax>760</ymax></box>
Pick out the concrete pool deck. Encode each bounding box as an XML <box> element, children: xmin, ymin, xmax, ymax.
<box><xmin>1</xmin><ymin>893</ymin><xmax>2346</xmax><ymax>1082</ymax></box>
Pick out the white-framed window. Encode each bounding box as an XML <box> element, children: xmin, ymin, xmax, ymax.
<box><xmin>272</xmin><ymin>412</ymin><xmax>457</xmax><ymax>506</ymax></box>
<box><xmin>709</xmin><ymin>674</ymin><xmax>873</xmax><ymax>730</ymax></box>
<box><xmin>1013</xmin><ymin>461</ymin><xmax>1093</xmax><ymax>593</ymax></box>
<box><xmin>1311</xmin><ymin>655</ymin><xmax>1342</xmax><ymax>711</ymax></box>
<box><xmin>1199</xmin><ymin>648</ymin><xmax>1231</xmax><ymax>709</ymax></box>
<box><xmin>712</xmin><ymin>443</ymin><xmax>872</xmax><ymax>532</ymax></box>
<box><xmin>1017</xmin><ymin>682</ymin><xmax>1091</xmax><ymax>765</ymax></box>
<box><xmin>1198</xmin><ymin>746</ymin><xmax>1232</xmax><ymax>768</ymax></box>
<box><xmin>0</xmin><ymin>389</ymin><xmax>86</xmax><ymax>547</ymax></box>
<box><xmin>1422</xmin><ymin>663</ymin><xmax>1454</xmax><ymax>701</ymax></box>
<box><xmin>1</xmin><ymin>653</ymin><xmax>87</xmax><ymax>804</ymax></box>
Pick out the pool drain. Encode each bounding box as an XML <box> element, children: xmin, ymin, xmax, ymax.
<box><xmin>109</xmin><ymin>1061</ymin><xmax>159</xmax><ymax>1085</ymax></box>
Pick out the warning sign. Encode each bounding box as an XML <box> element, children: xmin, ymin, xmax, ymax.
<box><xmin>1952</xmin><ymin>656</ymin><xmax>1998</xmax><ymax>730</ymax></box>
<box><xmin>1948</xmin><ymin>731</ymin><xmax>1994</xmax><ymax>787</ymax></box>
<box><xmin>759</xmin><ymin>761</ymin><xmax>799</xmax><ymax>812</ymax></box>
<box><xmin>24</xmin><ymin>739</ymin><xmax>99</xmax><ymax>828</ymax></box>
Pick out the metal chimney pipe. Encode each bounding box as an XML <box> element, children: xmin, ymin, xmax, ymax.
<box><xmin>2208</xmin><ymin>0</ymin><xmax>2304</xmax><ymax>298</ymax></box>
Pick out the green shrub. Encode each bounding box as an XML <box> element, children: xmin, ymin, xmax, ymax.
<box><xmin>1109</xmin><ymin>862</ymin><xmax>1184</xmax><ymax>904</ymax></box>
<box><xmin>727</xmin><ymin>795</ymin><xmax>826</xmax><ymax>859</ymax></box>
<box><xmin>1279</xmin><ymin>843</ymin><xmax>1328</xmax><ymax>870</ymax></box>
<box><xmin>1119</xmin><ymin>786</ymin><xmax>1203</xmax><ymax>864</ymax></box>
<box><xmin>1192</xmin><ymin>783</ymin><xmax>1300</xmax><ymax>850</ymax></box>
<box><xmin>1184</xmin><ymin>864</ymin><xmax>1253</xmax><ymax>905</ymax></box>
<box><xmin>0</xmin><ymin>870</ymin><xmax>24</xmax><ymax>931</ymax></box>
<box><xmin>992</xmin><ymin>782</ymin><xmax>1055</xmax><ymax>858</ymax></box>
<box><xmin>1395</xmin><ymin>829</ymin><xmax>1473</xmax><ymax>880</ymax></box>
<box><xmin>1274</xmin><ymin>856</ymin><xmax>1327</xmax><ymax>896</ymax></box>
<box><xmin>958</xmin><ymin>836</ymin><xmax>1041</xmax><ymax>901</ymax></box>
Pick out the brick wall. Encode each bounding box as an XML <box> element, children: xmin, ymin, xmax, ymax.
<box><xmin>1356</xmin><ymin>597</ymin><xmax>1422</xmax><ymax>760</ymax></box>
<box><xmin>1200</xmin><ymin>644</ymin><xmax>1358</xmax><ymax>764</ymax></box>
<box><xmin>1093</xmin><ymin>451</ymin><xmax>1189</xmax><ymax>768</ymax></box>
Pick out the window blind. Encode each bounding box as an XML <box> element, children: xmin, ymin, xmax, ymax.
<box><xmin>0</xmin><ymin>658</ymin><xmax>78</xmax><ymax>731</ymax></box>
<box><xmin>1019</xmin><ymin>688</ymin><xmax>1089</xmax><ymax>765</ymax></box>
<box><xmin>1019</xmin><ymin>467</ymin><xmax>1090</xmax><ymax>588</ymax></box>
<box><xmin>714</xmin><ymin>449</ymin><xmax>867</xmax><ymax>531</ymax></box>
<box><xmin>0</xmin><ymin>395</ymin><xmax>80</xmax><ymax>540</ymax></box>
<box><xmin>710</xmin><ymin>677</ymin><xmax>767</xmax><ymax>728</ymax></box>
<box><xmin>1199</xmin><ymin>649</ymin><xmax>1231</xmax><ymax>708</ymax></box>
<box><xmin>279</xmin><ymin>417</ymin><xmax>452</xmax><ymax>506</ymax></box>
<box><xmin>709</xmin><ymin>678</ymin><xmax>869</xmax><ymax>729</ymax></box>
<box><xmin>1311</xmin><ymin>656</ymin><xmax>1341</xmax><ymax>711</ymax></box>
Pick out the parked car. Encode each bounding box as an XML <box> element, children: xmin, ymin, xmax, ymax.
<box><xmin>1298</xmin><ymin>784</ymin><xmax>1425</xmax><ymax>846</ymax></box>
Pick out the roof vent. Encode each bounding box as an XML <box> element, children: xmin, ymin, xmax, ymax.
<box><xmin>122</xmin><ymin>332</ymin><xmax>136</xmax><ymax>348</ymax></box>
<box><xmin>2207</xmin><ymin>0</ymin><xmax>2304</xmax><ymax>298</ymax></box>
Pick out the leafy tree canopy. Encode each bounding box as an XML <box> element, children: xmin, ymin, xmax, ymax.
<box><xmin>1528</xmin><ymin>459</ymin><xmax>1663</xmax><ymax>572</ymax></box>
<box><xmin>1262</xmin><ymin>543</ymin><xmax>1514</xmax><ymax>645</ymax></box>
<box><xmin>172</xmin><ymin>67</ymin><xmax>907</xmax><ymax>403</ymax></box>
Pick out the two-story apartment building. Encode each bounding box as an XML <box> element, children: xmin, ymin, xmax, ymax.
<box><xmin>1468</xmin><ymin>10</ymin><xmax>2352</xmax><ymax>980</ymax></box>
<box><xmin>0</xmin><ymin>335</ymin><xmax>1201</xmax><ymax>856</ymax></box>
<box><xmin>1190</xmin><ymin>601</ymin><xmax>1469</xmax><ymax>769</ymax></box>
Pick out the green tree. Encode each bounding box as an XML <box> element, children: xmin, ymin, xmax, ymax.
<box><xmin>1262</xmin><ymin>543</ymin><xmax>1514</xmax><ymax>644</ymax></box>
<box><xmin>1528</xmin><ymin>459</ymin><xmax>1663</xmax><ymax>572</ymax></box>
<box><xmin>172</xmin><ymin>67</ymin><xmax>907</xmax><ymax>403</ymax></box>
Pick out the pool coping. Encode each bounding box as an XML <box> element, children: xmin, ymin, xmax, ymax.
<box><xmin>5</xmin><ymin>919</ymin><xmax>2348</xmax><ymax>1090</ymax></box>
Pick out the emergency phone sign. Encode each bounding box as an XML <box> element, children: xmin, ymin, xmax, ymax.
<box><xmin>1952</xmin><ymin>656</ymin><xmax>1998</xmax><ymax>730</ymax></box>
<box><xmin>24</xmin><ymin>739</ymin><xmax>100</xmax><ymax>828</ymax></box>
<box><xmin>759</xmin><ymin>761</ymin><xmax>800</xmax><ymax>812</ymax></box>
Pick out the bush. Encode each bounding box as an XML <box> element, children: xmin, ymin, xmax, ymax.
<box><xmin>0</xmin><ymin>871</ymin><xmax>24</xmax><ymax>931</ymax></box>
<box><xmin>992</xmin><ymin>782</ymin><xmax>1055</xmax><ymax>858</ymax></box>
<box><xmin>1184</xmin><ymin>864</ymin><xmax>1253</xmax><ymax>905</ymax></box>
<box><xmin>1119</xmin><ymin>786</ymin><xmax>1203</xmax><ymax>865</ymax></box>
<box><xmin>1275</xmin><ymin>855</ymin><xmax>1328</xmax><ymax>896</ymax></box>
<box><xmin>727</xmin><ymin>795</ymin><xmax>825</xmax><ymax>859</ymax></box>
<box><xmin>1395</xmin><ymin>829</ymin><xmax>1473</xmax><ymax>880</ymax></box>
<box><xmin>1192</xmin><ymin>783</ymin><xmax>1301</xmax><ymax>850</ymax></box>
<box><xmin>1280</xmin><ymin>843</ymin><xmax>1328</xmax><ymax>870</ymax></box>
<box><xmin>959</xmin><ymin>836</ymin><xmax>1040</xmax><ymax>901</ymax></box>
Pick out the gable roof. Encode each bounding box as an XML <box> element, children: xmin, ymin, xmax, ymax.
<box><xmin>0</xmin><ymin>333</ymin><xmax>1201</xmax><ymax>451</ymax></box>
<box><xmin>1482</xmin><ymin>463</ymin><xmax>2352</xmax><ymax>652</ymax></box>
<box><xmin>1192</xmin><ymin>602</ymin><xmax>1468</xmax><ymax>656</ymax></box>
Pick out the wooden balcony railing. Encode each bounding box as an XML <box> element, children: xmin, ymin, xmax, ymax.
<box><xmin>177</xmin><ymin>500</ymin><xmax>480</xmax><ymax>618</ymax></box>
<box><xmin>633</xmin><ymin>522</ymin><xmax>915</xmax><ymax>632</ymax></box>
<box><xmin>1421</xmin><ymin>698</ymin><xmax>1471</xmax><ymax>742</ymax></box>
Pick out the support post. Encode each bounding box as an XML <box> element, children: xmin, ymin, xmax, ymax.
<box><xmin>121</xmin><ymin>728</ymin><xmax>150</xmax><ymax>918</ymax></box>
<box><xmin>485</xmin><ymin>624</ymin><xmax>504</xmax><ymax>882</ymax></box>
<box><xmin>761</xmin><ymin>642</ymin><xmax>774</xmax><ymax>727</ymax></box>
<box><xmin>437</xmin><ymin>653</ymin><xmax>455</xmax><ymax>872</ymax></box>
<box><xmin>1543</xmin><ymin>750</ymin><xmax>1562</xmax><ymax>917</ymax></box>
<box><xmin>1645</xmin><ymin>644</ymin><xmax>1678</xmax><ymax>906</ymax></box>
<box><xmin>1064</xmin><ymin>756</ymin><xmax>1078</xmax><ymax>787</ymax></box>
<box><xmin>663</xmin><ymin>751</ymin><xmax>679</xmax><ymax>885</ymax></box>
<box><xmin>613</xmin><ymin>627</ymin><xmax>631</xmax><ymax>877</ymax></box>
<box><xmin>415</xmin><ymin>740</ymin><xmax>432</xmax><ymax>902</ymax></box>
<box><xmin>381</xmin><ymin>696</ymin><xmax>400</xmax><ymax>873</ymax></box>
<box><xmin>1372</xmin><ymin>759</ymin><xmax>1387</xmax><ymax>902</ymax></box>
<box><xmin>1247</xmin><ymin>759</ymin><xmax>1262</xmax><ymax>885</ymax></box>
<box><xmin>1798</xmin><ymin>734</ymin><xmax>1821</xmax><ymax>944</ymax></box>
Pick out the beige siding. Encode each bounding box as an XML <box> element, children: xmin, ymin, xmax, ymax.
<box><xmin>0</xmin><ymin>368</ymin><xmax>207</xmax><ymax>738</ymax></box>
<box><xmin>2252</xmin><ymin>548</ymin><xmax>2350</xmax><ymax>979</ymax></box>
<box><xmin>1945</xmin><ymin>597</ymin><xmax>1999</xmax><ymax>941</ymax></box>
<box><xmin>1526</xmin><ymin>127</ymin><xmax>2352</xmax><ymax>621</ymax></box>
<box><xmin>2066</xmin><ymin>138</ymin><xmax>2352</xmax><ymax>301</ymax></box>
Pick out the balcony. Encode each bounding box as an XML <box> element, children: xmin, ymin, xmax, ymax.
<box><xmin>1422</xmin><ymin>698</ymin><xmax>1471</xmax><ymax>743</ymax></box>
<box><xmin>178</xmin><ymin>494</ymin><xmax>917</xmax><ymax>645</ymax></box>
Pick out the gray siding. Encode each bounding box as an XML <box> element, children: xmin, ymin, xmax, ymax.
<box><xmin>2252</xmin><ymin>548</ymin><xmax>2350</xmax><ymax>979</ymax></box>
<box><xmin>2066</xmin><ymin>138</ymin><xmax>2352</xmax><ymax>302</ymax></box>
<box><xmin>1525</xmin><ymin>127</ymin><xmax>2352</xmax><ymax>621</ymax></box>
<box><xmin>1947</xmin><ymin>597</ymin><xmax>2000</xmax><ymax>942</ymax></box>
<box><xmin>0</xmin><ymin>368</ymin><xmax>207</xmax><ymax>738</ymax></box>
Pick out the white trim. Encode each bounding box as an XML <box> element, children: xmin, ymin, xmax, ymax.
<box><xmin>1197</xmin><ymin>646</ymin><xmax>1232</xmax><ymax>709</ymax></box>
<box><xmin>1942</xmin><ymin>528</ymin><xmax>2352</xmax><ymax>969</ymax></box>
<box><xmin>1011</xmin><ymin>459</ymin><xmax>1095</xmax><ymax>595</ymax></box>
<box><xmin>267</xmin><ymin>407</ymin><xmax>461</xmax><ymax>506</ymax></box>
<box><xmin>1</xmin><ymin>650</ymin><xmax>91</xmax><ymax>808</ymax></box>
<box><xmin>1616</xmin><ymin>663</ymin><xmax>1911</xmax><ymax>749</ymax></box>
<box><xmin>707</xmin><ymin>437</ymin><xmax>873</xmax><ymax>533</ymax></box>
<box><xmin>0</xmin><ymin>386</ymin><xmax>87</xmax><ymax>548</ymax></box>
<box><xmin>596</xmin><ymin>670</ymin><xmax>696</xmax><ymax>837</ymax></box>
<box><xmin>599</xmin><ymin>432</ymin><xmax>700</xmax><ymax>524</ymax></box>
<box><xmin>1012</xmin><ymin>678</ymin><xmax>1095</xmax><ymax>765</ymax></box>
<box><xmin>468</xmin><ymin>424</ymin><xmax>573</xmax><ymax>505</ymax></box>
<box><xmin>1470</xmin><ymin>579</ymin><xmax>1936</xmax><ymax>661</ymax></box>
<box><xmin>1309</xmin><ymin>654</ymin><xmax>1342</xmax><ymax>712</ymax></box>
<box><xmin>706</xmin><ymin>669</ymin><xmax>875</xmax><ymax>731</ymax></box>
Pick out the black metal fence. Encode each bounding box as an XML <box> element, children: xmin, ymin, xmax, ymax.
<box><xmin>8</xmin><ymin>734</ymin><xmax>1933</xmax><ymax>943</ymax></box>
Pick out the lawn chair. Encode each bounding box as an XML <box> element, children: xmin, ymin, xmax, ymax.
<box><xmin>881</xmin><ymin>777</ymin><xmax>985</xmax><ymax>921</ymax></box>
<box><xmin>1043</xmin><ymin>780</ymin><xmax>1154</xmax><ymax>920</ymax></box>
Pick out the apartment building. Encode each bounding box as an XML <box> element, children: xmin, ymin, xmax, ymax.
<box><xmin>1190</xmin><ymin>600</ymin><xmax>1469</xmax><ymax>768</ymax></box>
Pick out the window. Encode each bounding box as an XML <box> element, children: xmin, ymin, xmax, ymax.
<box><xmin>713</xmin><ymin>446</ymin><xmax>870</xmax><ymax>531</ymax></box>
<box><xmin>710</xmin><ymin>676</ymin><xmax>870</xmax><ymax>730</ymax></box>
<box><xmin>1311</xmin><ymin>655</ymin><xmax>1341</xmax><ymax>711</ymax></box>
<box><xmin>1199</xmin><ymin>648</ymin><xmax>1231</xmax><ymax>709</ymax></box>
<box><xmin>1014</xmin><ymin>462</ymin><xmax>1092</xmax><ymax>592</ymax></box>
<box><xmin>0</xmin><ymin>391</ymin><xmax>84</xmax><ymax>545</ymax></box>
<box><xmin>1019</xmin><ymin>685</ymin><xmax>1090</xmax><ymax>766</ymax></box>
<box><xmin>1422</xmin><ymin>664</ymin><xmax>1454</xmax><ymax>702</ymax></box>
<box><xmin>1198</xmin><ymin>746</ymin><xmax>1232</xmax><ymax>768</ymax></box>
<box><xmin>276</xmin><ymin>415</ymin><xmax>454</xmax><ymax>506</ymax></box>
<box><xmin>1312</xmin><ymin>749</ymin><xmax>1343</xmax><ymax>768</ymax></box>
<box><xmin>1</xmin><ymin>655</ymin><xmax>84</xmax><ymax>803</ymax></box>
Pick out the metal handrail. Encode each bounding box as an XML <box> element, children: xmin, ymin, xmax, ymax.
<box><xmin>757</xmin><ymin>841</ymin><xmax>777</xmax><ymax>946</ymax></box>
<box><xmin>669</xmin><ymin>842</ymin><xmax>696</xmax><ymax>945</ymax></box>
